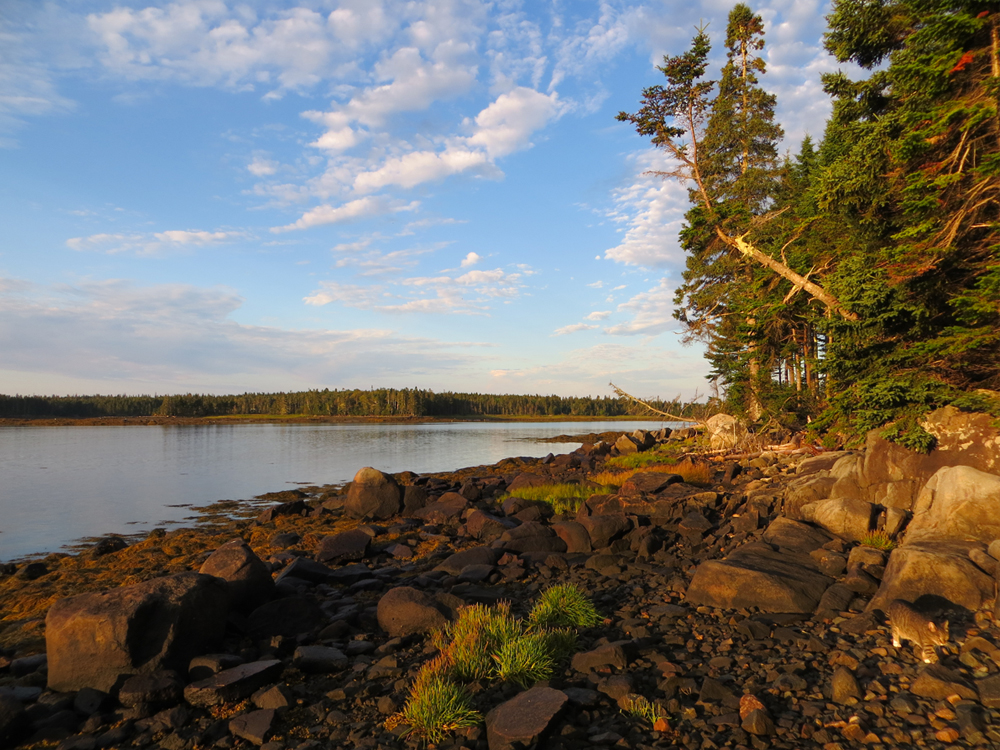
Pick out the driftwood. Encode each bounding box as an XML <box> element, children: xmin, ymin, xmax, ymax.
<box><xmin>609</xmin><ymin>382</ymin><xmax>703</xmax><ymax>424</ymax></box>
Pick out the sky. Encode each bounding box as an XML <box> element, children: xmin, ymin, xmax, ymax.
<box><xmin>0</xmin><ymin>0</ymin><xmax>853</xmax><ymax>400</ymax></box>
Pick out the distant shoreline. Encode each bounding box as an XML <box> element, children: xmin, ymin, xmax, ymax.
<box><xmin>0</xmin><ymin>414</ymin><xmax>672</xmax><ymax>427</ymax></box>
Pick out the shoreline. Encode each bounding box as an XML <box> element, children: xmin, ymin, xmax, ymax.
<box><xmin>0</xmin><ymin>414</ymin><xmax>675</xmax><ymax>427</ymax></box>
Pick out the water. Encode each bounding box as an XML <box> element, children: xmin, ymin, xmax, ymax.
<box><xmin>0</xmin><ymin>420</ymin><xmax>674</xmax><ymax>560</ymax></box>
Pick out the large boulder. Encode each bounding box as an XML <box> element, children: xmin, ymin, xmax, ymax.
<box><xmin>199</xmin><ymin>539</ymin><xmax>274</xmax><ymax>612</ymax></box>
<box><xmin>376</xmin><ymin>586</ymin><xmax>454</xmax><ymax>637</ymax></box>
<box><xmin>46</xmin><ymin>573</ymin><xmax>229</xmax><ymax>692</ymax></box>
<box><xmin>344</xmin><ymin>467</ymin><xmax>402</xmax><ymax>520</ymax></box>
<box><xmin>905</xmin><ymin>465</ymin><xmax>1000</xmax><ymax>545</ymax></box>
<box><xmin>705</xmin><ymin>414</ymin><xmax>747</xmax><ymax>451</ymax></box>
<box><xmin>867</xmin><ymin>541</ymin><xmax>995</xmax><ymax>613</ymax></box>
<box><xmin>783</xmin><ymin>475</ymin><xmax>838</xmax><ymax>519</ymax></box>
<box><xmin>800</xmin><ymin>498</ymin><xmax>876</xmax><ymax>543</ymax></box>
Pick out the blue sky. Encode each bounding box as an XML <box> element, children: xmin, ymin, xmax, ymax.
<box><xmin>0</xmin><ymin>0</ymin><xmax>850</xmax><ymax>399</ymax></box>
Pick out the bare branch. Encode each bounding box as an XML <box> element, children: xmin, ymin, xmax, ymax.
<box><xmin>609</xmin><ymin>382</ymin><xmax>703</xmax><ymax>424</ymax></box>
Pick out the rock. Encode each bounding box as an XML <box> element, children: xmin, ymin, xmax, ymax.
<box><xmin>571</xmin><ymin>644</ymin><xmax>627</xmax><ymax>672</ymax></box>
<box><xmin>614</xmin><ymin>434</ymin><xmax>640</xmax><ymax>455</ymax></box>
<box><xmin>969</xmin><ymin>547</ymin><xmax>997</xmax><ymax>576</ymax></box>
<box><xmin>229</xmin><ymin>708</ymin><xmax>275</xmax><ymax>746</ymax></box>
<box><xmin>434</xmin><ymin>546</ymin><xmax>502</xmax><ymax>576</ymax></box>
<box><xmin>552</xmin><ymin>521</ymin><xmax>592</xmax><ymax>553</ymax></box>
<box><xmin>412</xmin><ymin>492</ymin><xmax>469</xmax><ymax>523</ymax></box>
<box><xmin>0</xmin><ymin>693</ymin><xmax>26</xmax><ymax>746</ymax></box>
<box><xmin>315</xmin><ymin>529</ymin><xmax>370</xmax><ymax>563</ymax></box>
<box><xmin>784</xmin><ymin>475</ymin><xmax>838</xmax><ymax>518</ymax></box>
<box><xmin>485</xmin><ymin>686</ymin><xmax>568</xmax><ymax>750</ymax></box>
<box><xmin>831</xmin><ymin>666</ymin><xmax>862</xmax><ymax>705</ymax></box>
<box><xmin>884</xmin><ymin>507</ymin><xmax>910</xmax><ymax>537</ymax></box>
<box><xmin>344</xmin><ymin>468</ymin><xmax>402</xmax><ymax>520</ymax></box>
<box><xmin>73</xmin><ymin>688</ymin><xmax>109</xmax><ymax>716</ymax></box>
<box><xmin>183</xmin><ymin>660</ymin><xmax>283</xmax><ymax>707</ymax></box>
<box><xmin>256</xmin><ymin>500</ymin><xmax>306</xmax><ymax>524</ymax></box>
<box><xmin>578</xmin><ymin>515</ymin><xmax>631</xmax><ymax>549</ymax></box>
<box><xmin>906</xmin><ymin>465</ymin><xmax>1000</xmax><ymax>544</ymax></box>
<box><xmin>686</xmin><ymin>542</ymin><xmax>833</xmax><ymax>613</ymax></box>
<box><xmin>678</xmin><ymin>512</ymin><xmax>713</xmax><ymax>540</ymax></box>
<box><xmin>506</xmin><ymin>473</ymin><xmax>548</xmax><ymax>494</ymax></box>
<box><xmin>91</xmin><ymin>535</ymin><xmax>129</xmax><ymax>557</ymax></box>
<box><xmin>810</xmin><ymin>549</ymin><xmax>848</xmax><ymax>577</ymax></box>
<box><xmin>976</xmin><ymin>674</ymin><xmax>1000</xmax><ymax>708</ymax></box>
<box><xmin>867</xmin><ymin>542</ymin><xmax>995</xmax><ymax>612</ymax></box>
<box><xmin>910</xmin><ymin>664</ymin><xmax>977</xmax><ymax>701</ymax></box>
<box><xmin>466</xmin><ymin>510</ymin><xmax>516</xmax><ymax>542</ymax></box>
<box><xmin>620</xmin><ymin>472</ymin><xmax>681</xmax><ymax>495</ymax></box>
<box><xmin>705</xmin><ymin>414</ymin><xmax>747</xmax><ymax>451</ymax></box>
<box><xmin>45</xmin><ymin>572</ymin><xmax>229</xmax><ymax>693</ymax></box>
<box><xmin>118</xmin><ymin>671</ymin><xmax>183</xmax><ymax>708</ymax></box>
<box><xmin>402</xmin><ymin>485</ymin><xmax>428</xmax><ymax>514</ymax></box>
<box><xmin>273</xmin><ymin>557</ymin><xmax>334</xmax><ymax>585</ymax></box>
<box><xmin>15</xmin><ymin>562</ymin><xmax>48</xmax><ymax>580</ymax></box>
<box><xmin>816</xmin><ymin>583</ymin><xmax>855</xmax><ymax>613</ymax></box>
<box><xmin>252</xmin><ymin>684</ymin><xmax>294</xmax><ymax>710</ymax></box>
<box><xmin>247</xmin><ymin>597</ymin><xmax>323</xmax><ymax>639</ymax></box>
<box><xmin>199</xmin><ymin>539</ymin><xmax>275</xmax><ymax>612</ymax></box>
<box><xmin>848</xmin><ymin>546</ymin><xmax>886</xmax><ymax>570</ymax></box>
<box><xmin>376</xmin><ymin>586</ymin><xmax>453</xmax><ymax>637</ymax></box>
<box><xmin>499</xmin><ymin>522</ymin><xmax>566</xmax><ymax>554</ymax></box>
<box><xmin>761</xmin><ymin>516</ymin><xmax>833</xmax><ymax>554</ymax></box>
<box><xmin>188</xmin><ymin>654</ymin><xmax>244</xmax><ymax>682</ymax></box>
<box><xmin>798</xmin><ymin>452</ymin><xmax>855</xmax><ymax>476</ymax></box>
<box><xmin>800</xmin><ymin>498</ymin><xmax>875</xmax><ymax>543</ymax></box>
<box><xmin>292</xmin><ymin>646</ymin><xmax>348</xmax><ymax>674</ymax></box>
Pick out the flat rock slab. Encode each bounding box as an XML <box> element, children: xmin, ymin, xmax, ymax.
<box><xmin>761</xmin><ymin>517</ymin><xmax>833</xmax><ymax>555</ymax></box>
<box><xmin>867</xmin><ymin>541</ymin><xmax>995</xmax><ymax>612</ymax></box>
<box><xmin>434</xmin><ymin>546</ymin><xmax>501</xmax><ymax>576</ymax></box>
<box><xmin>486</xmin><ymin>686</ymin><xmax>568</xmax><ymax>750</ymax></box>
<box><xmin>316</xmin><ymin>529</ymin><xmax>370</xmax><ymax>563</ymax></box>
<box><xmin>686</xmin><ymin>543</ymin><xmax>833</xmax><ymax>613</ymax></box>
<box><xmin>911</xmin><ymin>664</ymin><xmax>977</xmax><ymax>701</ymax></box>
<box><xmin>620</xmin><ymin>472</ymin><xmax>682</xmax><ymax>495</ymax></box>
<box><xmin>292</xmin><ymin>646</ymin><xmax>348</xmax><ymax>674</ymax></box>
<box><xmin>229</xmin><ymin>708</ymin><xmax>275</xmax><ymax>746</ymax></box>
<box><xmin>184</xmin><ymin>660</ymin><xmax>283</xmax><ymax>707</ymax></box>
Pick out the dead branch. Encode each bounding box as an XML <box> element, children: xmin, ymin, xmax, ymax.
<box><xmin>609</xmin><ymin>382</ymin><xmax>703</xmax><ymax>424</ymax></box>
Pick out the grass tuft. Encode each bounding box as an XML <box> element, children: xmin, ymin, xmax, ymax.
<box><xmin>491</xmin><ymin>631</ymin><xmax>556</xmax><ymax>688</ymax></box>
<box><xmin>860</xmin><ymin>529</ymin><xmax>897</xmax><ymax>551</ymax></box>
<box><xmin>591</xmin><ymin>459</ymin><xmax>712</xmax><ymax>490</ymax></box>
<box><xmin>622</xmin><ymin>695</ymin><xmax>667</xmax><ymax>725</ymax></box>
<box><xmin>498</xmin><ymin>483</ymin><xmax>593</xmax><ymax>514</ymax></box>
<box><xmin>388</xmin><ymin>670</ymin><xmax>481</xmax><ymax>743</ymax></box>
<box><xmin>529</xmin><ymin>584</ymin><xmax>603</xmax><ymax>628</ymax></box>
<box><xmin>446</xmin><ymin>602</ymin><xmax>522</xmax><ymax>681</ymax></box>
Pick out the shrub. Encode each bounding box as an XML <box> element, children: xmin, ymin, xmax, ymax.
<box><xmin>529</xmin><ymin>584</ymin><xmax>603</xmax><ymax>628</ymax></box>
<box><xmin>445</xmin><ymin>602</ymin><xmax>522</xmax><ymax>680</ymax></box>
<box><xmin>387</xmin><ymin>653</ymin><xmax>481</xmax><ymax>743</ymax></box>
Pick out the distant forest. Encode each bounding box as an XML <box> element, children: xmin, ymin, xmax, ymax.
<box><xmin>0</xmin><ymin>389</ymin><xmax>693</xmax><ymax>419</ymax></box>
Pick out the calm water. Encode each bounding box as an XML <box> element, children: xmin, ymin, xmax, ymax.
<box><xmin>0</xmin><ymin>420</ymin><xmax>672</xmax><ymax>560</ymax></box>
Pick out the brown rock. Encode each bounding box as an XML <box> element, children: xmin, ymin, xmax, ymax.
<box><xmin>229</xmin><ymin>708</ymin><xmax>274</xmax><ymax>746</ymax></box>
<box><xmin>183</xmin><ymin>660</ymin><xmax>283</xmax><ymax>707</ymax></box>
<box><xmin>911</xmin><ymin>664</ymin><xmax>977</xmax><ymax>701</ymax></box>
<box><xmin>344</xmin><ymin>467</ymin><xmax>402</xmax><ymax>520</ymax></box>
<box><xmin>46</xmin><ymin>573</ymin><xmax>228</xmax><ymax>693</ymax></box>
<box><xmin>199</xmin><ymin>539</ymin><xmax>274</xmax><ymax>612</ymax></box>
<box><xmin>485</xmin><ymin>686</ymin><xmax>568</xmax><ymax>750</ymax></box>
<box><xmin>376</xmin><ymin>586</ymin><xmax>452</xmax><ymax>637</ymax></box>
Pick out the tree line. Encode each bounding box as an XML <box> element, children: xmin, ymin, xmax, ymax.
<box><xmin>617</xmin><ymin>0</ymin><xmax>1000</xmax><ymax>447</ymax></box>
<box><xmin>0</xmin><ymin>389</ymin><xmax>694</xmax><ymax>420</ymax></box>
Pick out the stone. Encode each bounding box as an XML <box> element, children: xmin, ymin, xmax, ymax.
<box><xmin>620</xmin><ymin>472</ymin><xmax>681</xmax><ymax>495</ymax></box>
<box><xmin>831</xmin><ymin>666</ymin><xmax>862</xmax><ymax>705</ymax></box>
<box><xmin>434</xmin><ymin>546</ymin><xmax>502</xmax><ymax>576</ymax></box>
<box><xmin>45</xmin><ymin>572</ymin><xmax>229</xmax><ymax>693</ymax></box>
<box><xmin>578</xmin><ymin>514</ymin><xmax>631</xmax><ymax>549</ymax></box>
<box><xmin>247</xmin><ymin>597</ymin><xmax>323</xmax><ymax>639</ymax></box>
<box><xmin>910</xmin><ymin>665</ymin><xmax>977</xmax><ymax>701</ymax></box>
<box><xmin>705</xmin><ymin>414</ymin><xmax>747</xmax><ymax>451</ymax></box>
<box><xmin>977</xmin><ymin>674</ymin><xmax>1000</xmax><ymax>708</ymax></box>
<box><xmin>678</xmin><ymin>512</ymin><xmax>713</xmax><ymax>539</ymax></box>
<box><xmin>800</xmin><ymin>498</ymin><xmax>875</xmax><ymax>543</ymax></box>
<box><xmin>252</xmin><ymin>684</ymin><xmax>293</xmax><ymax>710</ymax></box>
<box><xmin>229</xmin><ymin>708</ymin><xmax>275</xmax><ymax>746</ymax></box>
<box><xmin>465</xmin><ymin>510</ymin><xmax>516</xmax><ymax>542</ymax></box>
<box><xmin>118</xmin><ymin>671</ymin><xmax>183</xmax><ymax>707</ymax></box>
<box><xmin>784</xmin><ymin>475</ymin><xmax>838</xmax><ymax>519</ymax></box>
<box><xmin>292</xmin><ymin>646</ymin><xmax>348</xmax><ymax>674</ymax></box>
<box><xmin>506</xmin><ymin>473</ymin><xmax>548</xmax><ymax>494</ymax></box>
<box><xmin>571</xmin><ymin>644</ymin><xmax>627</xmax><ymax>672</ymax></box>
<box><xmin>188</xmin><ymin>654</ymin><xmax>244</xmax><ymax>682</ymax></box>
<box><xmin>614</xmin><ymin>434</ymin><xmax>640</xmax><ymax>454</ymax></box>
<box><xmin>761</xmin><ymin>516</ymin><xmax>834</xmax><ymax>554</ymax></box>
<box><xmin>848</xmin><ymin>546</ymin><xmax>886</xmax><ymax>570</ymax></box>
<box><xmin>969</xmin><ymin>547</ymin><xmax>997</xmax><ymax>576</ymax></box>
<box><xmin>199</xmin><ymin>539</ymin><xmax>275</xmax><ymax>612</ymax></box>
<box><xmin>499</xmin><ymin>522</ymin><xmax>566</xmax><ymax>554</ymax></box>
<box><xmin>551</xmin><ymin>521</ymin><xmax>592</xmax><ymax>553</ymax></box>
<box><xmin>344</xmin><ymin>467</ymin><xmax>402</xmax><ymax>520</ymax></box>
<box><xmin>402</xmin><ymin>485</ymin><xmax>428</xmax><ymax>514</ymax></box>
<box><xmin>256</xmin><ymin>500</ymin><xmax>306</xmax><ymax>524</ymax></box>
<box><xmin>797</xmin><ymin>452</ymin><xmax>855</xmax><ymax>476</ymax></box>
<box><xmin>867</xmin><ymin>542</ymin><xmax>996</xmax><ymax>612</ymax></box>
<box><xmin>810</xmin><ymin>549</ymin><xmax>848</xmax><ymax>577</ymax></box>
<box><xmin>376</xmin><ymin>586</ymin><xmax>452</xmax><ymax>637</ymax></box>
<box><xmin>0</xmin><ymin>693</ymin><xmax>26</xmax><ymax>745</ymax></box>
<box><xmin>906</xmin><ymin>465</ymin><xmax>1000</xmax><ymax>544</ymax></box>
<box><xmin>183</xmin><ymin>660</ymin><xmax>283</xmax><ymax>707</ymax></box>
<box><xmin>73</xmin><ymin>688</ymin><xmax>109</xmax><ymax>716</ymax></box>
<box><xmin>91</xmin><ymin>535</ymin><xmax>129</xmax><ymax>557</ymax></box>
<box><xmin>884</xmin><ymin>507</ymin><xmax>910</xmax><ymax>537</ymax></box>
<box><xmin>273</xmin><ymin>557</ymin><xmax>334</xmax><ymax>585</ymax></box>
<box><xmin>485</xmin><ymin>686</ymin><xmax>568</xmax><ymax>750</ymax></box>
<box><xmin>741</xmin><ymin>708</ymin><xmax>774</xmax><ymax>736</ymax></box>
<box><xmin>315</xmin><ymin>529</ymin><xmax>370</xmax><ymax>563</ymax></box>
<box><xmin>686</xmin><ymin>542</ymin><xmax>833</xmax><ymax>613</ymax></box>
<box><xmin>412</xmin><ymin>492</ymin><xmax>469</xmax><ymax>523</ymax></box>
<box><xmin>816</xmin><ymin>583</ymin><xmax>856</xmax><ymax>613</ymax></box>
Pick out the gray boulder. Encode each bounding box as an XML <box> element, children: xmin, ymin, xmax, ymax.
<box><xmin>800</xmin><ymin>498</ymin><xmax>876</xmax><ymax>543</ymax></box>
<box><xmin>344</xmin><ymin>467</ymin><xmax>402</xmax><ymax>520</ymax></box>
<box><xmin>46</xmin><ymin>573</ymin><xmax>228</xmax><ymax>692</ymax></box>
<box><xmin>905</xmin><ymin>465</ymin><xmax>1000</xmax><ymax>545</ymax></box>
<box><xmin>705</xmin><ymin>414</ymin><xmax>747</xmax><ymax>451</ymax></box>
<box><xmin>868</xmin><ymin>541</ymin><xmax>995</xmax><ymax>612</ymax></box>
<box><xmin>316</xmin><ymin>529</ymin><xmax>371</xmax><ymax>563</ymax></box>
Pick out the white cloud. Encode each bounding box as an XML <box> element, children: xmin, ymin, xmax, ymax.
<box><xmin>587</xmin><ymin>280</ymin><xmax>604</xmax><ymax>289</ymax></box>
<box><xmin>248</xmin><ymin>156</ymin><xmax>278</xmax><ymax>176</ymax></box>
<box><xmin>273</xmin><ymin>197</ymin><xmax>419</xmax><ymax>233</ymax></box>
<box><xmin>353</xmin><ymin>148</ymin><xmax>494</xmax><ymax>193</ymax></box>
<box><xmin>553</xmin><ymin>323</ymin><xmax>598</xmax><ymax>336</ymax></box>
<box><xmin>465</xmin><ymin>86</ymin><xmax>564</xmax><ymax>158</ymax></box>
<box><xmin>605</xmin><ymin>278</ymin><xmax>678</xmax><ymax>336</ymax></box>
<box><xmin>586</xmin><ymin>310</ymin><xmax>610</xmax><ymax>321</ymax></box>
<box><xmin>0</xmin><ymin>275</ymin><xmax>481</xmax><ymax>392</ymax></box>
<box><xmin>66</xmin><ymin>229</ymin><xmax>243</xmax><ymax>256</ymax></box>
<box><xmin>604</xmin><ymin>150</ymin><xmax>689</xmax><ymax>268</ymax></box>
<box><xmin>460</xmin><ymin>251</ymin><xmax>480</xmax><ymax>268</ymax></box>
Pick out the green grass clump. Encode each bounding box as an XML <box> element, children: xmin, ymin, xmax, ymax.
<box><xmin>388</xmin><ymin>655</ymin><xmax>481</xmax><ymax>742</ymax></box>
<box><xmin>445</xmin><ymin>602</ymin><xmax>522</xmax><ymax>680</ymax></box>
<box><xmin>604</xmin><ymin>445</ymin><xmax>679</xmax><ymax>470</ymax></box>
<box><xmin>860</xmin><ymin>529</ymin><xmax>897</xmax><ymax>551</ymax></box>
<box><xmin>498</xmin><ymin>483</ymin><xmax>593</xmax><ymax>514</ymax></box>
<box><xmin>492</xmin><ymin>631</ymin><xmax>556</xmax><ymax>688</ymax></box>
<box><xmin>529</xmin><ymin>584</ymin><xmax>603</xmax><ymax>628</ymax></box>
<box><xmin>622</xmin><ymin>695</ymin><xmax>667</xmax><ymax>725</ymax></box>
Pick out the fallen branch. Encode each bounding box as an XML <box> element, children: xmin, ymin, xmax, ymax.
<box><xmin>609</xmin><ymin>382</ymin><xmax>703</xmax><ymax>424</ymax></box>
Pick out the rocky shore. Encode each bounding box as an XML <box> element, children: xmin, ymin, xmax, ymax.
<box><xmin>2</xmin><ymin>407</ymin><xmax>1000</xmax><ymax>750</ymax></box>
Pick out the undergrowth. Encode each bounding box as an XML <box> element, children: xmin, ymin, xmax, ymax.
<box><xmin>497</xmin><ymin>483</ymin><xmax>593</xmax><ymax>513</ymax></box>
<box><xmin>860</xmin><ymin>529</ymin><xmax>897</xmax><ymax>551</ymax></box>
<box><xmin>592</xmin><ymin>459</ymin><xmax>712</xmax><ymax>489</ymax></box>
<box><xmin>388</xmin><ymin>585</ymin><xmax>601</xmax><ymax>742</ymax></box>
